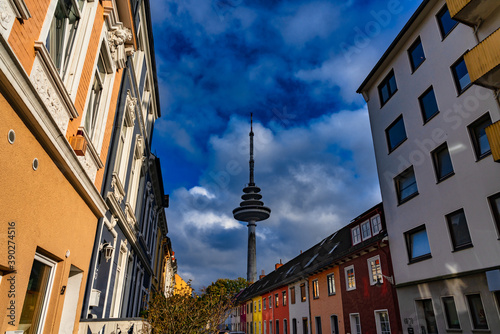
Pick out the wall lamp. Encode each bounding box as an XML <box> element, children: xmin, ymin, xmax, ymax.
<box><xmin>100</xmin><ymin>242</ymin><xmax>114</xmax><ymax>262</ymax></box>
<box><xmin>375</xmin><ymin>274</ymin><xmax>395</xmax><ymax>287</ymax></box>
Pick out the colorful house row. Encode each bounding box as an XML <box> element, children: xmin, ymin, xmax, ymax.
<box><xmin>0</xmin><ymin>0</ymin><xmax>174</xmax><ymax>333</ymax></box>
<box><xmin>231</xmin><ymin>203</ymin><xmax>401</xmax><ymax>334</ymax></box>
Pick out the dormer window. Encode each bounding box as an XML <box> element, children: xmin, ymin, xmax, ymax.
<box><xmin>351</xmin><ymin>226</ymin><xmax>361</xmax><ymax>245</ymax></box>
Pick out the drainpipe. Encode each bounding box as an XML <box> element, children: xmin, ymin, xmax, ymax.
<box><xmin>473</xmin><ymin>19</ymin><xmax>483</xmax><ymax>44</ymax></box>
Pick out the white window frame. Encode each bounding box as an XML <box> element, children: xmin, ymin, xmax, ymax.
<box><xmin>371</xmin><ymin>214</ymin><xmax>382</xmax><ymax>235</ymax></box>
<box><xmin>374</xmin><ymin>309</ymin><xmax>391</xmax><ymax>334</ymax></box>
<box><xmin>367</xmin><ymin>255</ymin><xmax>382</xmax><ymax>286</ymax></box>
<box><xmin>110</xmin><ymin>242</ymin><xmax>129</xmax><ymax>318</ymax></box>
<box><xmin>327</xmin><ymin>273</ymin><xmax>335</xmax><ymax>295</ymax></box>
<box><xmin>345</xmin><ymin>265</ymin><xmax>356</xmax><ymax>291</ymax></box>
<box><xmin>465</xmin><ymin>293</ymin><xmax>489</xmax><ymax>330</ymax></box>
<box><xmin>351</xmin><ymin>226</ymin><xmax>361</xmax><ymax>245</ymax></box>
<box><xmin>23</xmin><ymin>253</ymin><xmax>57</xmax><ymax>334</ymax></box>
<box><xmin>361</xmin><ymin>220</ymin><xmax>372</xmax><ymax>240</ymax></box>
<box><xmin>81</xmin><ymin>35</ymin><xmax>115</xmax><ymax>153</ymax></box>
<box><xmin>312</xmin><ymin>279</ymin><xmax>319</xmax><ymax>299</ymax></box>
<box><xmin>349</xmin><ymin>313</ymin><xmax>361</xmax><ymax>334</ymax></box>
<box><xmin>127</xmin><ymin>136</ymin><xmax>143</xmax><ymax>212</ymax></box>
<box><xmin>441</xmin><ymin>296</ymin><xmax>461</xmax><ymax>330</ymax></box>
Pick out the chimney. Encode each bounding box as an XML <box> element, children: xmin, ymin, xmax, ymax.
<box><xmin>259</xmin><ymin>270</ymin><xmax>265</xmax><ymax>280</ymax></box>
<box><xmin>275</xmin><ymin>259</ymin><xmax>283</xmax><ymax>270</ymax></box>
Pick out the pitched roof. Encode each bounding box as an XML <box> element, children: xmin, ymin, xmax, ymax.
<box><xmin>237</xmin><ymin>203</ymin><xmax>385</xmax><ymax>301</ymax></box>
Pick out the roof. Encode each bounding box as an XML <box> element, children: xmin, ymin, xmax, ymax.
<box><xmin>237</xmin><ymin>203</ymin><xmax>385</xmax><ymax>302</ymax></box>
<box><xmin>356</xmin><ymin>0</ymin><xmax>431</xmax><ymax>93</ymax></box>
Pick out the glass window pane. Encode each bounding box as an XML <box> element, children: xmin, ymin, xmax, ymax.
<box><xmin>447</xmin><ymin>210</ymin><xmax>472</xmax><ymax>249</ymax></box>
<box><xmin>433</xmin><ymin>144</ymin><xmax>454</xmax><ymax>181</ymax></box>
<box><xmin>396</xmin><ymin>167</ymin><xmax>418</xmax><ymax>203</ymax></box>
<box><xmin>386</xmin><ymin>116</ymin><xmax>407</xmax><ymax>151</ymax></box>
<box><xmin>409</xmin><ymin>38</ymin><xmax>425</xmax><ymax>70</ymax></box>
<box><xmin>19</xmin><ymin>259</ymin><xmax>53</xmax><ymax>333</ymax></box>
<box><xmin>419</xmin><ymin>88</ymin><xmax>439</xmax><ymax>122</ymax></box>
<box><xmin>452</xmin><ymin>59</ymin><xmax>470</xmax><ymax>92</ymax></box>
<box><xmin>467</xmin><ymin>294</ymin><xmax>488</xmax><ymax>329</ymax></box>
<box><xmin>443</xmin><ymin>297</ymin><xmax>460</xmax><ymax>329</ymax></box>
<box><xmin>411</xmin><ymin>229</ymin><xmax>431</xmax><ymax>259</ymax></box>
<box><xmin>437</xmin><ymin>6</ymin><xmax>458</xmax><ymax>37</ymax></box>
<box><xmin>378</xmin><ymin>71</ymin><xmax>397</xmax><ymax>106</ymax></box>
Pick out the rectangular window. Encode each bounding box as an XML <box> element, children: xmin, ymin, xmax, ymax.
<box><xmin>283</xmin><ymin>291</ymin><xmax>287</xmax><ymax>306</ymax></box>
<box><xmin>375</xmin><ymin>310</ymin><xmax>391</xmax><ymax>334</ymax></box>
<box><xmin>263</xmin><ymin>297</ymin><xmax>266</xmax><ymax>310</ymax></box>
<box><xmin>442</xmin><ymin>296</ymin><xmax>460</xmax><ymax>329</ymax></box>
<box><xmin>437</xmin><ymin>5</ymin><xmax>458</xmax><ymax>39</ymax></box>
<box><xmin>327</xmin><ymin>273</ymin><xmax>335</xmax><ymax>295</ymax></box>
<box><xmin>345</xmin><ymin>265</ymin><xmax>355</xmax><ymax>291</ymax></box>
<box><xmin>259</xmin><ymin>300</ymin><xmax>261</xmax><ymax>311</ymax></box>
<box><xmin>276</xmin><ymin>320</ymin><xmax>280</xmax><ymax>334</ymax></box>
<box><xmin>290</xmin><ymin>286</ymin><xmax>296</xmax><ymax>304</ymax></box>
<box><xmin>416</xmin><ymin>299</ymin><xmax>438</xmax><ymax>334</ymax></box>
<box><xmin>378</xmin><ymin>70</ymin><xmax>397</xmax><ymax>106</ymax></box>
<box><xmin>270</xmin><ymin>320</ymin><xmax>273</xmax><ymax>334</ymax></box>
<box><xmin>408</xmin><ymin>37</ymin><xmax>425</xmax><ymax>71</ymax></box>
<box><xmin>468</xmin><ymin>113</ymin><xmax>492</xmax><ymax>160</ymax></box>
<box><xmin>489</xmin><ymin>192</ymin><xmax>500</xmax><ymax>236</ymax></box>
<box><xmin>386</xmin><ymin>115</ymin><xmax>407</xmax><ymax>152</ymax></box>
<box><xmin>395</xmin><ymin>166</ymin><xmax>418</xmax><ymax>204</ymax></box>
<box><xmin>368</xmin><ymin>256</ymin><xmax>382</xmax><ymax>286</ymax></box>
<box><xmin>451</xmin><ymin>57</ymin><xmax>471</xmax><ymax>94</ymax></box>
<box><xmin>350</xmin><ymin>314</ymin><xmax>361</xmax><ymax>334</ymax></box>
<box><xmin>419</xmin><ymin>86</ymin><xmax>439</xmax><ymax>123</ymax></box>
<box><xmin>19</xmin><ymin>254</ymin><xmax>57</xmax><ymax>334</ymax></box>
<box><xmin>312</xmin><ymin>279</ymin><xmax>319</xmax><ymax>299</ymax></box>
<box><xmin>405</xmin><ymin>225</ymin><xmax>431</xmax><ymax>263</ymax></box>
<box><xmin>292</xmin><ymin>319</ymin><xmax>297</xmax><ymax>334</ymax></box>
<box><xmin>275</xmin><ymin>293</ymin><xmax>279</xmax><ymax>308</ymax></box>
<box><xmin>269</xmin><ymin>295</ymin><xmax>272</xmax><ymax>308</ymax></box>
<box><xmin>351</xmin><ymin>225</ymin><xmax>361</xmax><ymax>245</ymax></box>
<box><xmin>300</xmin><ymin>283</ymin><xmax>306</xmax><ymax>302</ymax></box>
<box><xmin>432</xmin><ymin>143</ymin><xmax>454</xmax><ymax>182</ymax></box>
<box><xmin>315</xmin><ymin>317</ymin><xmax>322</xmax><ymax>334</ymax></box>
<box><xmin>446</xmin><ymin>209</ymin><xmax>473</xmax><ymax>251</ymax></box>
<box><xmin>371</xmin><ymin>214</ymin><xmax>382</xmax><ymax>235</ymax></box>
<box><xmin>45</xmin><ymin>0</ymin><xmax>82</xmax><ymax>77</ymax></box>
<box><xmin>284</xmin><ymin>319</ymin><xmax>288</xmax><ymax>334</ymax></box>
<box><xmin>467</xmin><ymin>294</ymin><xmax>488</xmax><ymax>329</ymax></box>
<box><xmin>361</xmin><ymin>220</ymin><xmax>371</xmax><ymax>240</ymax></box>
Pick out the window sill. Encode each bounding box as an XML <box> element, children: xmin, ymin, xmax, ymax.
<box><xmin>471</xmin><ymin>330</ymin><xmax>490</xmax><ymax>333</ymax></box>
<box><xmin>423</xmin><ymin>111</ymin><xmax>440</xmax><ymax>125</ymax></box>
<box><xmin>456</xmin><ymin>82</ymin><xmax>473</xmax><ymax>97</ymax></box>
<box><xmin>436</xmin><ymin>172</ymin><xmax>455</xmax><ymax>184</ymax></box>
<box><xmin>398</xmin><ymin>192</ymin><xmax>419</xmax><ymax>206</ymax></box>
<box><xmin>388</xmin><ymin>138</ymin><xmax>408</xmax><ymax>155</ymax></box>
<box><xmin>410</xmin><ymin>59</ymin><xmax>426</xmax><ymax>74</ymax></box>
<box><xmin>328</xmin><ymin>293</ymin><xmax>336</xmax><ymax>296</ymax></box>
<box><xmin>475</xmin><ymin>151</ymin><xmax>492</xmax><ymax>162</ymax></box>
<box><xmin>445</xmin><ymin>329</ymin><xmax>462</xmax><ymax>332</ymax></box>
<box><xmin>452</xmin><ymin>243</ymin><xmax>473</xmax><ymax>252</ymax></box>
<box><xmin>408</xmin><ymin>254</ymin><xmax>432</xmax><ymax>265</ymax></box>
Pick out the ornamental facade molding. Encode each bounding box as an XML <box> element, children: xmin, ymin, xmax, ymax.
<box><xmin>124</xmin><ymin>90</ymin><xmax>136</xmax><ymax>126</ymax></box>
<box><xmin>108</xmin><ymin>26</ymin><xmax>132</xmax><ymax>69</ymax></box>
<box><xmin>31</xmin><ymin>62</ymin><xmax>68</xmax><ymax>134</ymax></box>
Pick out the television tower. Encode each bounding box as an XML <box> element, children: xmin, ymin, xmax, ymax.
<box><xmin>233</xmin><ymin>114</ymin><xmax>271</xmax><ymax>283</ymax></box>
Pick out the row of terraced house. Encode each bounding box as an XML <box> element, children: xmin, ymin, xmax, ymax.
<box><xmin>0</xmin><ymin>0</ymin><xmax>177</xmax><ymax>333</ymax></box>
<box><xmin>231</xmin><ymin>1</ymin><xmax>500</xmax><ymax>334</ymax></box>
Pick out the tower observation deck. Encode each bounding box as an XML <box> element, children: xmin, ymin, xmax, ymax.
<box><xmin>233</xmin><ymin>114</ymin><xmax>271</xmax><ymax>283</ymax></box>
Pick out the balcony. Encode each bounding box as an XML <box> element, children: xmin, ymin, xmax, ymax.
<box><xmin>78</xmin><ymin>318</ymin><xmax>149</xmax><ymax>334</ymax></box>
<box><xmin>486</xmin><ymin>121</ymin><xmax>500</xmax><ymax>162</ymax></box>
<box><xmin>464</xmin><ymin>28</ymin><xmax>500</xmax><ymax>89</ymax></box>
<box><xmin>446</xmin><ymin>0</ymin><xmax>500</xmax><ymax>26</ymax></box>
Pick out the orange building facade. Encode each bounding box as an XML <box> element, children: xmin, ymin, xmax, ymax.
<box><xmin>0</xmin><ymin>0</ymin><xmax>136</xmax><ymax>332</ymax></box>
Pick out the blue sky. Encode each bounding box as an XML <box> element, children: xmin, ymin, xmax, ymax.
<box><xmin>149</xmin><ymin>0</ymin><xmax>422</xmax><ymax>291</ymax></box>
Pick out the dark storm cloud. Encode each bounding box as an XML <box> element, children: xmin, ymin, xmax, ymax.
<box><xmin>149</xmin><ymin>0</ymin><xmax>422</xmax><ymax>290</ymax></box>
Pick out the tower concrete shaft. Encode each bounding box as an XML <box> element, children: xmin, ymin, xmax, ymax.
<box><xmin>247</xmin><ymin>221</ymin><xmax>256</xmax><ymax>283</ymax></box>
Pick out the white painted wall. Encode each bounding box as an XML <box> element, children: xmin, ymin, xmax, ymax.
<box><xmin>288</xmin><ymin>279</ymin><xmax>310</xmax><ymax>334</ymax></box>
<box><xmin>362</xmin><ymin>0</ymin><xmax>500</xmax><ymax>285</ymax></box>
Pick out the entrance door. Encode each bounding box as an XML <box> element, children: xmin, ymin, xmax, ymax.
<box><xmin>302</xmin><ymin>318</ymin><xmax>308</xmax><ymax>334</ymax></box>
<box><xmin>330</xmin><ymin>315</ymin><xmax>339</xmax><ymax>334</ymax></box>
<box><xmin>416</xmin><ymin>299</ymin><xmax>438</xmax><ymax>334</ymax></box>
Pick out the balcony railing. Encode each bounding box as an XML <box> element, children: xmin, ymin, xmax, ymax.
<box><xmin>486</xmin><ymin>121</ymin><xmax>500</xmax><ymax>163</ymax></box>
<box><xmin>464</xmin><ymin>28</ymin><xmax>500</xmax><ymax>89</ymax></box>
<box><xmin>446</xmin><ymin>0</ymin><xmax>500</xmax><ymax>26</ymax></box>
<box><xmin>78</xmin><ymin>318</ymin><xmax>149</xmax><ymax>334</ymax></box>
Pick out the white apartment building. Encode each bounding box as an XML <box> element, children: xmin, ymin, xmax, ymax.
<box><xmin>357</xmin><ymin>0</ymin><xmax>500</xmax><ymax>333</ymax></box>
